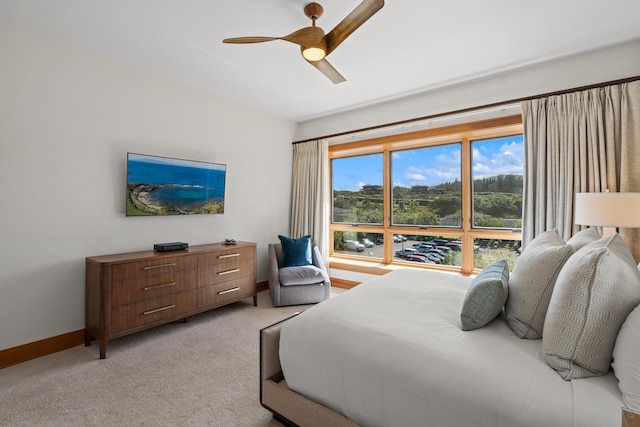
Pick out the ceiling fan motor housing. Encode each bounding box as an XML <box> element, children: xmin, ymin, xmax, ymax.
<box><xmin>304</xmin><ymin>3</ymin><xmax>324</xmax><ymax>22</ymax></box>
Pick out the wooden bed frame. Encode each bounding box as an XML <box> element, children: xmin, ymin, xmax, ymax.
<box><xmin>260</xmin><ymin>315</ymin><xmax>359</xmax><ymax>427</ymax></box>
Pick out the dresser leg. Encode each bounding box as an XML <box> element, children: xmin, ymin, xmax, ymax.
<box><xmin>99</xmin><ymin>340</ymin><xmax>107</xmax><ymax>359</ymax></box>
<box><xmin>253</xmin><ymin>294</ymin><xmax>258</xmax><ymax>306</ymax></box>
<box><xmin>84</xmin><ymin>330</ymin><xmax>92</xmax><ymax>347</ymax></box>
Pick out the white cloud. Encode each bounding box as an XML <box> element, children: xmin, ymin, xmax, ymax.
<box><xmin>473</xmin><ymin>139</ymin><xmax>523</xmax><ymax>179</ymax></box>
<box><xmin>394</xmin><ymin>146</ymin><xmax>462</xmax><ymax>187</ymax></box>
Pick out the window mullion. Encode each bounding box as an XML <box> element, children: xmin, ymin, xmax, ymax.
<box><xmin>460</xmin><ymin>138</ymin><xmax>474</xmax><ymax>274</ymax></box>
<box><xmin>383</xmin><ymin>148</ymin><xmax>393</xmax><ymax>263</ymax></box>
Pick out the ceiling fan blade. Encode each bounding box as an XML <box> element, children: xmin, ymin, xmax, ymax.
<box><xmin>280</xmin><ymin>27</ymin><xmax>326</xmax><ymax>48</ymax></box>
<box><xmin>325</xmin><ymin>0</ymin><xmax>384</xmax><ymax>55</ymax></box>
<box><xmin>306</xmin><ymin>58</ymin><xmax>346</xmax><ymax>84</ymax></box>
<box><xmin>225</xmin><ymin>27</ymin><xmax>325</xmax><ymax>48</ymax></box>
<box><xmin>223</xmin><ymin>36</ymin><xmax>278</xmax><ymax>44</ymax></box>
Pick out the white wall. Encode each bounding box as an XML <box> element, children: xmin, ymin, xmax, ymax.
<box><xmin>294</xmin><ymin>39</ymin><xmax>640</xmax><ymax>141</ymax></box>
<box><xmin>0</xmin><ymin>27</ymin><xmax>296</xmax><ymax>351</ymax></box>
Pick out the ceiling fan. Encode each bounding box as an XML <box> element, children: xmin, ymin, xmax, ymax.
<box><xmin>223</xmin><ymin>0</ymin><xmax>384</xmax><ymax>84</ymax></box>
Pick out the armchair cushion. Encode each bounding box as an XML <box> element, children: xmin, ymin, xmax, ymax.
<box><xmin>278</xmin><ymin>235</ymin><xmax>312</xmax><ymax>267</ymax></box>
<box><xmin>279</xmin><ymin>265</ymin><xmax>329</xmax><ymax>286</ymax></box>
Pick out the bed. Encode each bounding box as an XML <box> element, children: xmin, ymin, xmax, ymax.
<box><xmin>260</xmin><ymin>267</ymin><xmax>633</xmax><ymax>427</ymax></box>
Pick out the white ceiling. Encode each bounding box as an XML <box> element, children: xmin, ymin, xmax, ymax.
<box><xmin>2</xmin><ymin>0</ymin><xmax>640</xmax><ymax>123</ymax></box>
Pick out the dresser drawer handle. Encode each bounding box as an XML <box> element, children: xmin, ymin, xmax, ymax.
<box><xmin>218</xmin><ymin>268</ymin><xmax>240</xmax><ymax>276</ymax></box>
<box><xmin>218</xmin><ymin>287</ymin><xmax>240</xmax><ymax>296</ymax></box>
<box><xmin>218</xmin><ymin>253</ymin><xmax>240</xmax><ymax>259</ymax></box>
<box><xmin>144</xmin><ymin>263</ymin><xmax>176</xmax><ymax>270</ymax></box>
<box><xmin>143</xmin><ymin>304</ymin><xmax>176</xmax><ymax>315</ymax></box>
<box><xmin>143</xmin><ymin>282</ymin><xmax>176</xmax><ymax>291</ymax></box>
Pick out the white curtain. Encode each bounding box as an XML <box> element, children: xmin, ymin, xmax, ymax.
<box><xmin>290</xmin><ymin>139</ymin><xmax>330</xmax><ymax>261</ymax></box>
<box><xmin>521</xmin><ymin>80</ymin><xmax>640</xmax><ymax>260</ymax></box>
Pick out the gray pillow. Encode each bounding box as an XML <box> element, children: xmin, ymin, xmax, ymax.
<box><xmin>461</xmin><ymin>260</ymin><xmax>509</xmax><ymax>331</ymax></box>
<box><xmin>612</xmin><ymin>303</ymin><xmax>640</xmax><ymax>412</ymax></box>
<box><xmin>567</xmin><ymin>227</ymin><xmax>601</xmax><ymax>250</ymax></box>
<box><xmin>279</xmin><ymin>265</ymin><xmax>328</xmax><ymax>286</ymax></box>
<box><xmin>543</xmin><ymin>233</ymin><xmax>640</xmax><ymax>380</ymax></box>
<box><xmin>505</xmin><ymin>229</ymin><xmax>574</xmax><ymax>339</ymax></box>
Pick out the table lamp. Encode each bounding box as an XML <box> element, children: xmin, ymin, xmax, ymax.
<box><xmin>574</xmin><ymin>192</ymin><xmax>640</xmax><ymax>235</ymax></box>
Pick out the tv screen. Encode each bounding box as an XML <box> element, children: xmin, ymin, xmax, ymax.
<box><xmin>126</xmin><ymin>153</ymin><xmax>226</xmax><ymax>216</ymax></box>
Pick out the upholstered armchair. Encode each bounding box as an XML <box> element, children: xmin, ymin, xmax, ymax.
<box><xmin>268</xmin><ymin>242</ymin><xmax>331</xmax><ymax>307</ymax></box>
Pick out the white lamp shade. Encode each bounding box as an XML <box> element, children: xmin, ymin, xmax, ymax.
<box><xmin>574</xmin><ymin>192</ymin><xmax>640</xmax><ymax>228</ymax></box>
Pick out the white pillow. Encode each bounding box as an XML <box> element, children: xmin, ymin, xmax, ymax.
<box><xmin>505</xmin><ymin>229</ymin><xmax>574</xmax><ymax>339</ymax></box>
<box><xmin>543</xmin><ymin>234</ymin><xmax>640</xmax><ymax>380</ymax></box>
<box><xmin>567</xmin><ymin>227</ymin><xmax>601</xmax><ymax>250</ymax></box>
<box><xmin>613</xmin><ymin>302</ymin><xmax>640</xmax><ymax>412</ymax></box>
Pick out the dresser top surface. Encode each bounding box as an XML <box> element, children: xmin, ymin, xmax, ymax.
<box><xmin>86</xmin><ymin>242</ymin><xmax>256</xmax><ymax>264</ymax></box>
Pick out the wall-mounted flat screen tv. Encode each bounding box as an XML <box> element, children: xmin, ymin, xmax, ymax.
<box><xmin>126</xmin><ymin>153</ymin><xmax>226</xmax><ymax>216</ymax></box>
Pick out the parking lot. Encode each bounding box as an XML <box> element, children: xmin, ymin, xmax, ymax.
<box><xmin>336</xmin><ymin>237</ymin><xmax>460</xmax><ymax>264</ymax></box>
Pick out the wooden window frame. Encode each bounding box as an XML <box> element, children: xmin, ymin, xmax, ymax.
<box><xmin>329</xmin><ymin>115</ymin><xmax>523</xmax><ymax>276</ymax></box>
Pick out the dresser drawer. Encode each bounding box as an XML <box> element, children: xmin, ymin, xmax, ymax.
<box><xmin>111</xmin><ymin>290</ymin><xmax>197</xmax><ymax>334</ymax></box>
<box><xmin>197</xmin><ymin>277</ymin><xmax>255</xmax><ymax>308</ymax></box>
<box><xmin>198</xmin><ymin>259</ymin><xmax>254</xmax><ymax>287</ymax></box>
<box><xmin>111</xmin><ymin>269</ymin><xmax>197</xmax><ymax>307</ymax></box>
<box><xmin>197</xmin><ymin>246</ymin><xmax>254</xmax><ymax>266</ymax></box>
<box><xmin>111</xmin><ymin>256</ymin><xmax>197</xmax><ymax>281</ymax></box>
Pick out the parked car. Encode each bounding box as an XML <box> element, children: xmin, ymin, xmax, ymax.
<box><xmin>393</xmin><ymin>235</ymin><xmax>402</xmax><ymax>243</ymax></box>
<box><xmin>416</xmin><ymin>248</ymin><xmax>444</xmax><ymax>261</ymax></box>
<box><xmin>360</xmin><ymin>238</ymin><xmax>374</xmax><ymax>248</ymax></box>
<box><xmin>426</xmin><ymin>248</ymin><xmax>447</xmax><ymax>257</ymax></box>
<box><xmin>404</xmin><ymin>254</ymin><xmax>435</xmax><ymax>264</ymax></box>
<box><xmin>344</xmin><ymin>240</ymin><xmax>365</xmax><ymax>252</ymax></box>
<box><xmin>413</xmin><ymin>242</ymin><xmax>435</xmax><ymax>249</ymax></box>
<box><xmin>395</xmin><ymin>248</ymin><xmax>418</xmax><ymax>258</ymax></box>
<box><xmin>397</xmin><ymin>235</ymin><xmax>408</xmax><ymax>241</ymax></box>
<box><xmin>420</xmin><ymin>253</ymin><xmax>444</xmax><ymax>264</ymax></box>
<box><xmin>375</xmin><ymin>236</ymin><xmax>384</xmax><ymax>245</ymax></box>
<box><xmin>445</xmin><ymin>242</ymin><xmax>462</xmax><ymax>251</ymax></box>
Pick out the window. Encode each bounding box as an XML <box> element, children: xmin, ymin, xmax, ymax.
<box><xmin>392</xmin><ymin>144</ymin><xmax>462</xmax><ymax>227</ymax></box>
<box><xmin>471</xmin><ymin>136</ymin><xmax>524</xmax><ymax>229</ymax></box>
<box><xmin>332</xmin><ymin>153</ymin><xmax>383</xmax><ymax>224</ymax></box>
<box><xmin>329</xmin><ymin>116</ymin><xmax>523</xmax><ymax>275</ymax></box>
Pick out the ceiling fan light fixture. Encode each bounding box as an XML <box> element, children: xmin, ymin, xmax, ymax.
<box><xmin>302</xmin><ymin>46</ymin><xmax>326</xmax><ymax>61</ymax></box>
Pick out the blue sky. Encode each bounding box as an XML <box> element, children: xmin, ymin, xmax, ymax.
<box><xmin>332</xmin><ymin>135</ymin><xmax>523</xmax><ymax>191</ymax></box>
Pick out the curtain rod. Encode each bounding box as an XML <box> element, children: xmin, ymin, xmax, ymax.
<box><xmin>292</xmin><ymin>75</ymin><xmax>640</xmax><ymax>144</ymax></box>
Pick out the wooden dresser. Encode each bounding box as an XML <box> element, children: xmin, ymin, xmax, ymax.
<box><xmin>85</xmin><ymin>242</ymin><xmax>257</xmax><ymax>359</ymax></box>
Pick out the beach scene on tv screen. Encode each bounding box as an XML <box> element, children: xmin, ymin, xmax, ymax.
<box><xmin>126</xmin><ymin>153</ymin><xmax>226</xmax><ymax>216</ymax></box>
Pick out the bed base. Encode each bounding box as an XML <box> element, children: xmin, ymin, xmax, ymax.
<box><xmin>260</xmin><ymin>315</ymin><xmax>359</xmax><ymax>427</ymax></box>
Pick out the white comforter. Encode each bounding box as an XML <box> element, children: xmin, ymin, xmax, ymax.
<box><xmin>279</xmin><ymin>269</ymin><xmax>622</xmax><ymax>427</ymax></box>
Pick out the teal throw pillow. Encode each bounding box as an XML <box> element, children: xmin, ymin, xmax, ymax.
<box><xmin>461</xmin><ymin>259</ymin><xmax>510</xmax><ymax>331</ymax></box>
<box><xmin>278</xmin><ymin>235</ymin><xmax>312</xmax><ymax>267</ymax></box>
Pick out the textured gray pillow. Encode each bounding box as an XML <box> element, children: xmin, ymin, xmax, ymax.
<box><xmin>567</xmin><ymin>227</ymin><xmax>601</xmax><ymax>250</ymax></box>
<box><xmin>279</xmin><ymin>265</ymin><xmax>328</xmax><ymax>286</ymax></box>
<box><xmin>461</xmin><ymin>260</ymin><xmax>509</xmax><ymax>331</ymax></box>
<box><xmin>505</xmin><ymin>229</ymin><xmax>574</xmax><ymax>339</ymax></box>
<box><xmin>543</xmin><ymin>234</ymin><xmax>640</xmax><ymax>380</ymax></box>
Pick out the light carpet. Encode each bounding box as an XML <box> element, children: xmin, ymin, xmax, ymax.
<box><xmin>0</xmin><ymin>290</ymin><xmax>341</xmax><ymax>426</ymax></box>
